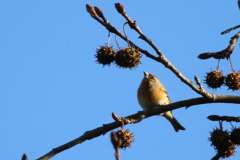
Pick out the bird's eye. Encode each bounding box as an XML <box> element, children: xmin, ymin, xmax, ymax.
<box><xmin>149</xmin><ymin>75</ymin><xmax>155</xmax><ymax>80</ymax></box>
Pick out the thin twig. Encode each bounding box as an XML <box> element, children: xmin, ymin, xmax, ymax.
<box><xmin>114</xmin><ymin>151</ymin><xmax>120</xmax><ymax>160</ymax></box>
<box><xmin>216</xmin><ymin>59</ymin><xmax>220</xmax><ymax>71</ymax></box>
<box><xmin>115</xmin><ymin>35</ymin><xmax>121</xmax><ymax>49</ymax></box>
<box><xmin>207</xmin><ymin>115</ymin><xmax>240</xmax><ymax>122</ymax></box>
<box><xmin>106</xmin><ymin>32</ymin><xmax>110</xmax><ymax>46</ymax></box>
<box><xmin>221</xmin><ymin>25</ymin><xmax>240</xmax><ymax>35</ymax></box>
<box><xmin>194</xmin><ymin>76</ymin><xmax>203</xmax><ymax>89</ymax></box>
<box><xmin>211</xmin><ymin>153</ymin><xmax>221</xmax><ymax>160</ymax></box>
<box><xmin>229</xmin><ymin>57</ymin><xmax>234</xmax><ymax>72</ymax></box>
<box><xmin>123</xmin><ymin>22</ymin><xmax>130</xmax><ymax>47</ymax></box>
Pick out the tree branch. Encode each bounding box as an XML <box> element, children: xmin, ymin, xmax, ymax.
<box><xmin>36</xmin><ymin>95</ymin><xmax>240</xmax><ymax>160</ymax></box>
<box><xmin>86</xmin><ymin>4</ymin><xmax>213</xmax><ymax>99</ymax></box>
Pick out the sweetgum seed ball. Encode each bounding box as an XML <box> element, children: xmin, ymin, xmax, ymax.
<box><xmin>95</xmin><ymin>46</ymin><xmax>116</xmax><ymax>66</ymax></box>
<box><xmin>225</xmin><ymin>72</ymin><xmax>240</xmax><ymax>91</ymax></box>
<box><xmin>115</xmin><ymin>129</ymin><xmax>134</xmax><ymax>149</ymax></box>
<box><xmin>115</xmin><ymin>47</ymin><xmax>141</xmax><ymax>69</ymax></box>
<box><xmin>204</xmin><ymin>70</ymin><xmax>224</xmax><ymax>89</ymax></box>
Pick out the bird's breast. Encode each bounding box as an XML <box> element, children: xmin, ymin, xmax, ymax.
<box><xmin>137</xmin><ymin>88</ymin><xmax>167</xmax><ymax>110</ymax></box>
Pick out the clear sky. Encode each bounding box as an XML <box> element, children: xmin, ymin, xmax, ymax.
<box><xmin>1</xmin><ymin>1</ymin><xmax>240</xmax><ymax>160</ymax></box>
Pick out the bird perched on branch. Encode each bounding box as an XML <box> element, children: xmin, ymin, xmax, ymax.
<box><xmin>137</xmin><ymin>71</ymin><xmax>185</xmax><ymax>132</ymax></box>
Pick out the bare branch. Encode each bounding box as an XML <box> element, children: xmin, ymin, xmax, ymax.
<box><xmin>87</xmin><ymin>4</ymin><xmax>214</xmax><ymax>99</ymax></box>
<box><xmin>37</xmin><ymin>95</ymin><xmax>240</xmax><ymax>160</ymax></box>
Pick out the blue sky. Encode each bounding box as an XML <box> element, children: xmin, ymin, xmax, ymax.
<box><xmin>1</xmin><ymin>1</ymin><xmax>240</xmax><ymax>160</ymax></box>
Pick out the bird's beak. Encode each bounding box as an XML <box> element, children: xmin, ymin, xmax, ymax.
<box><xmin>143</xmin><ymin>71</ymin><xmax>149</xmax><ymax>78</ymax></box>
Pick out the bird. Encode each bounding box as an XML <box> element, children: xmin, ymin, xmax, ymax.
<box><xmin>137</xmin><ymin>71</ymin><xmax>185</xmax><ymax>132</ymax></box>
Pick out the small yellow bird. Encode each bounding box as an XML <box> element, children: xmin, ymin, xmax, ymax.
<box><xmin>137</xmin><ymin>71</ymin><xmax>185</xmax><ymax>132</ymax></box>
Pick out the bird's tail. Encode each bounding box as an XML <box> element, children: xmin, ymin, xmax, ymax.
<box><xmin>169</xmin><ymin>117</ymin><xmax>186</xmax><ymax>132</ymax></box>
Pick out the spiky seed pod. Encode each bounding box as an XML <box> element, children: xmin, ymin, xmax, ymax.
<box><xmin>95</xmin><ymin>46</ymin><xmax>116</xmax><ymax>66</ymax></box>
<box><xmin>115</xmin><ymin>47</ymin><xmax>141</xmax><ymax>69</ymax></box>
<box><xmin>225</xmin><ymin>72</ymin><xmax>240</xmax><ymax>91</ymax></box>
<box><xmin>230</xmin><ymin>127</ymin><xmax>240</xmax><ymax>145</ymax></box>
<box><xmin>204</xmin><ymin>70</ymin><xmax>224</xmax><ymax>89</ymax></box>
<box><xmin>209</xmin><ymin>128</ymin><xmax>236</xmax><ymax>158</ymax></box>
<box><xmin>209</xmin><ymin>128</ymin><xmax>230</xmax><ymax>148</ymax></box>
<box><xmin>220</xmin><ymin>143</ymin><xmax>237</xmax><ymax>158</ymax></box>
<box><xmin>115</xmin><ymin>129</ymin><xmax>134</xmax><ymax>149</ymax></box>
